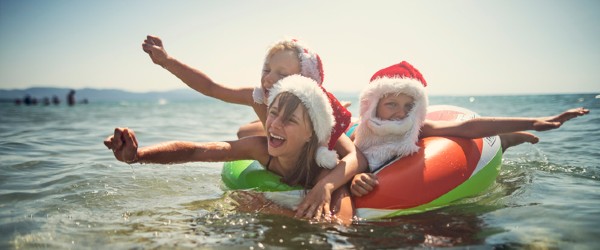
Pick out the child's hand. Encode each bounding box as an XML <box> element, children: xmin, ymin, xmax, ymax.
<box><xmin>142</xmin><ymin>35</ymin><xmax>170</xmax><ymax>67</ymax></box>
<box><xmin>104</xmin><ymin>127</ymin><xmax>139</xmax><ymax>163</ymax></box>
<box><xmin>533</xmin><ymin>107</ymin><xmax>589</xmax><ymax>131</ymax></box>
<box><xmin>229</xmin><ymin>191</ymin><xmax>295</xmax><ymax>217</ymax></box>
<box><xmin>350</xmin><ymin>173</ymin><xmax>378</xmax><ymax>197</ymax></box>
<box><xmin>294</xmin><ymin>183</ymin><xmax>333</xmax><ymax>221</ymax></box>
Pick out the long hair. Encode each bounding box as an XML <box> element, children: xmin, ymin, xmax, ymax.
<box><xmin>273</xmin><ymin>92</ymin><xmax>322</xmax><ymax>189</ymax></box>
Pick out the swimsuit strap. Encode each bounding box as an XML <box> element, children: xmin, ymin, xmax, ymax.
<box><xmin>265</xmin><ymin>155</ymin><xmax>273</xmax><ymax>171</ymax></box>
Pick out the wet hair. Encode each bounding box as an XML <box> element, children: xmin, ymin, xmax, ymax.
<box><xmin>271</xmin><ymin>92</ymin><xmax>321</xmax><ymax>189</ymax></box>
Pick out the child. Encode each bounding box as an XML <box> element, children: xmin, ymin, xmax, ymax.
<box><xmin>105</xmin><ymin>75</ymin><xmax>354</xmax><ymax>224</ymax></box>
<box><xmin>348</xmin><ymin>61</ymin><xmax>589</xmax><ymax>196</ymax></box>
<box><xmin>143</xmin><ymin>36</ymin><xmax>327</xmax><ymax>137</ymax></box>
<box><xmin>142</xmin><ymin>35</ymin><xmax>367</xmax><ymax>218</ymax></box>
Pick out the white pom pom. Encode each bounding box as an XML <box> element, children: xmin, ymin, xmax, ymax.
<box><xmin>252</xmin><ymin>87</ymin><xmax>265</xmax><ymax>104</ymax></box>
<box><xmin>316</xmin><ymin>146</ymin><xmax>338</xmax><ymax>169</ymax></box>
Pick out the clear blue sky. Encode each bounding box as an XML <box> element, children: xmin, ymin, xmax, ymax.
<box><xmin>1</xmin><ymin>0</ymin><xmax>598</xmax><ymax>95</ymax></box>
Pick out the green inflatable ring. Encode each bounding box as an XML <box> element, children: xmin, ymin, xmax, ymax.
<box><xmin>221</xmin><ymin>160</ymin><xmax>300</xmax><ymax>192</ymax></box>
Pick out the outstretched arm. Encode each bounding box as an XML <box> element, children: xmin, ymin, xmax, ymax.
<box><xmin>421</xmin><ymin>107</ymin><xmax>589</xmax><ymax>138</ymax></box>
<box><xmin>103</xmin><ymin>127</ymin><xmax>269</xmax><ymax>165</ymax></box>
<box><xmin>294</xmin><ymin>134</ymin><xmax>368</xmax><ymax>219</ymax></box>
<box><xmin>142</xmin><ymin>35</ymin><xmax>256</xmax><ymax>106</ymax></box>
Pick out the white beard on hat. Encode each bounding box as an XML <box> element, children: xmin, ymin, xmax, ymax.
<box><xmin>354</xmin><ymin>77</ymin><xmax>428</xmax><ymax>172</ymax></box>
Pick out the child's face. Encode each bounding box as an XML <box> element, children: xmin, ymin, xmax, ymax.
<box><xmin>265</xmin><ymin>96</ymin><xmax>313</xmax><ymax>159</ymax></box>
<box><xmin>375</xmin><ymin>93</ymin><xmax>415</xmax><ymax>121</ymax></box>
<box><xmin>261</xmin><ymin>50</ymin><xmax>301</xmax><ymax>99</ymax></box>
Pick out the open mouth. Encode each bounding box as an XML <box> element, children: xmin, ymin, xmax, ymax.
<box><xmin>268</xmin><ymin>132</ymin><xmax>285</xmax><ymax>148</ymax></box>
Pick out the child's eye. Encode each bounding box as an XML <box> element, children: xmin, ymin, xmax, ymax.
<box><xmin>386</xmin><ymin>102</ymin><xmax>398</xmax><ymax>108</ymax></box>
<box><xmin>269</xmin><ymin>109</ymin><xmax>278</xmax><ymax>116</ymax></box>
<box><xmin>405</xmin><ymin>103</ymin><xmax>415</xmax><ymax>112</ymax></box>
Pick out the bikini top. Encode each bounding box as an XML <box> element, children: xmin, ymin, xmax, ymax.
<box><xmin>265</xmin><ymin>155</ymin><xmax>273</xmax><ymax>171</ymax></box>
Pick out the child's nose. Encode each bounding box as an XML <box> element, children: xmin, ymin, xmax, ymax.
<box><xmin>393</xmin><ymin>110</ymin><xmax>407</xmax><ymax>120</ymax></box>
<box><xmin>264</xmin><ymin>72</ymin><xmax>280</xmax><ymax>87</ymax></box>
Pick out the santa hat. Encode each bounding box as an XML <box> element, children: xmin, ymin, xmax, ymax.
<box><xmin>354</xmin><ymin>61</ymin><xmax>429</xmax><ymax>171</ymax></box>
<box><xmin>267</xmin><ymin>75</ymin><xmax>351</xmax><ymax>169</ymax></box>
<box><xmin>253</xmin><ymin>38</ymin><xmax>324</xmax><ymax>104</ymax></box>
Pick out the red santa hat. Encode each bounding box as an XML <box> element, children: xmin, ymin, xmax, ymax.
<box><xmin>254</xmin><ymin>38</ymin><xmax>324</xmax><ymax>104</ymax></box>
<box><xmin>267</xmin><ymin>75</ymin><xmax>351</xmax><ymax>169</ymax></box>
<box><xmin>354</xmin><ymin>61</ymin><xmax>429</xmax><ymax>171</ymax></box>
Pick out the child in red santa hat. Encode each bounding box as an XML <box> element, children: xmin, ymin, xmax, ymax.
<box><xmin>141</xmin><ymin>35</ymin><xmax>367</xmax><ymax>219</ymax></box>
<box><xmin>348</xmin><ymin>61</ymin><xmax>589</xmax><ymax>197</ymax></box>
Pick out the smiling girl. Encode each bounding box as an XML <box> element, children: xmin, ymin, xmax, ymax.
<box><xmin>105</xmin><ymin>75</ymin><xmax>355</xmax><ymax>224</ymax></box>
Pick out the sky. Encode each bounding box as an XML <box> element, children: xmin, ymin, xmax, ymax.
<box><xmin>0</xmin><ymin>0</ymin><xmax>598</xmax><ymax>96</ymax></box>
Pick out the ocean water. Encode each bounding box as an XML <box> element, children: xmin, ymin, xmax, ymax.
<box><xmin>0</xmin><ymin>93</ymin><xmax>599</xmax><ymax>249</ymax></box>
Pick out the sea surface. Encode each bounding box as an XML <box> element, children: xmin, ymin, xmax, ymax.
<box><xmin>1</xmin><ymin>93</ymin><xmax>599</xmax><ymax>249</ymax></box>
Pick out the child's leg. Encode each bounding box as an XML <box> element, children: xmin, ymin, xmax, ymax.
<box><xmin>499</xmin><ymin>132</ymin><xmax>539</xmax><ymax>152</ymax></box>
<box><xmin>237</xmin><ymin>120</ymin><xmax>266</xmax><ymax>138</ymax></box>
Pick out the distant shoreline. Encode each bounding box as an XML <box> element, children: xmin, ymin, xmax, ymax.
<box><xmin>1</xmin><ymin>87</ymin><xmax>597</xmax><ymax>103</ymax></box>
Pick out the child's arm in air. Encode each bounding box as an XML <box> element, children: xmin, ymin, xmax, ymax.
<box><xmin>142</xmin><ymin>35</ymin><xmax>256</xmax><ymax>107</ymax></box>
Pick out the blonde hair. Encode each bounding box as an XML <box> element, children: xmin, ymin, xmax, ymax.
<box><xmin>265</xmin><ymin>41</ymin><xmax>299</xmax><ymax>62</ymax></box>
<box><xmin>272</xmin><ymin>92</ymin><xmax>321</xmax><ymax>188</ymax></box>
<box><xmin>262</xmin><ymin>39</ymin><xmax>324</xmax><ymax>85</ymax></box>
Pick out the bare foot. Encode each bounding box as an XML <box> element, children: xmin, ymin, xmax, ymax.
<box><xmin>533</xmin><ymin>107</ymin><xmax>589</xmax><ymax>131</ymax></box>
<box><xmin>499</xmin><ymin>132</ymin><xmax>539</xmax><ymax>152</ymax></box>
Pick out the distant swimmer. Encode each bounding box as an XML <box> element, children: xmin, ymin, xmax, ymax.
<box><xmin>67</xmin><ymin>90</ymin><xmax>76</xmax><ymax>106</ymax></box>
<box><xmin>52</xmin><ymin>95</ymin><xmax>60</xmax><ymax>105</ymax></box>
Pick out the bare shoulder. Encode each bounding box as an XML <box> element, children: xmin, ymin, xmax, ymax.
<box><xmin>232</xmin><ymin>136</ymin><xmax>270</xmax><ymax>163</ymax></box>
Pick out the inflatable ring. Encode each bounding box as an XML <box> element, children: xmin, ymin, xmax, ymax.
<box><xmin>221</xmin><ymin>105</ymin><xmax>502</xmax><ymax>219</ymax></box>
<box><xmin>222</xmin><ymin>160</ymin><xmax>301</xmax><ymax>192</ymax></box>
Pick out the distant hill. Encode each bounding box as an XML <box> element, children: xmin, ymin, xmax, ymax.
<box><xmin>0</xmin><ymin>87</ymin><xmax>208</xmax><ymax>103</ymax></box>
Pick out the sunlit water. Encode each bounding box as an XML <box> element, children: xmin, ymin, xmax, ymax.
<box><xmin>1</xmin><ymin>93</ymin><xmax>598</xmax><ymax>249</ymax></box>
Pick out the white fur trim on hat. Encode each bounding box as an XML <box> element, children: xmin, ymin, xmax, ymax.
<box><xmin>316</xmin><ymin>146</ymin><xmax>338</xmax><ymax>169</ymax></box>
<box><xmin>252</xmin><ymin>87</ymin><xmax>267</xmax><ymax>104</ymax></box>
<box><xmin>267</xmin><ymin>75</ymin><xmax>337</xmax><ymax>169</ymax></box>
<box><xmin>354</xmin><ymin>77</ymin><xmax>428</xmax><ymax>172</ymax></box>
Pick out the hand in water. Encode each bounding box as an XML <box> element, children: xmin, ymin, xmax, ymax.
<box><xmin>295</xmin><ymin>183</ymin><xmax>333</xmax><ymax>222</ymax></box>
<box><xmin>103</xmin><ymin>127</ymin><xmax>139</xmax><ymax>163</ymax></box>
